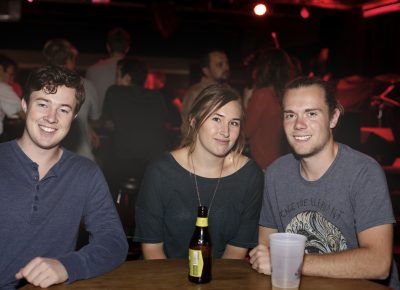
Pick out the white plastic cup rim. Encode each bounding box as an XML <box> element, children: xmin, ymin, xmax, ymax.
<box><xmin>269</xmin><ymin>232</ymin><xmax>307</xmax><ymax>244</ymax></box>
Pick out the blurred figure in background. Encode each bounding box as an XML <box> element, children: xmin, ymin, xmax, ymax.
<box><xmin>1</xmin><ymin>55</ymin><xmax>23</xmax><ymax>98</ymax></box>
<box><xmin>101</xmin><ymin>58</ymin><xmax>168</xmax><ymax>193</ymax></box>
<box><xmin>308</xmin><ymin>47</ymin><xmax>333</xmax><ymax>81</ymax></box>
<box><xmin>0</xmin><ymin>53</ymin><xmax>22</xmax><ymax>142</ymax></box>
<box><xmin>86</xmin><ymin>27</ymin><xmax>131</xmax><ymax>111</ymax></box>
<box><xmin>181</xmin><ymin>49</ymin><xmax>231</xmax><ymax>135</ymax></box>
<box><xmin>245</xmin><ymin>48</ymin><xmax>296</xmax><ymax>170</ymax></box>
<box><xmin>43</xmin><ymin>38</ymin><xmax>101</xmax><ymax>161</ymax></box>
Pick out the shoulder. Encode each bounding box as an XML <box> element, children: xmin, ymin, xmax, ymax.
<box><xmin>82</xmin><ymin>77</ymin><xmax>96</xmax><ymax>92</ymax></box>
<box><xmin>0</xmin><ymin>140</ymin><xmax>14</xmax><ymax>155</ymax></box>
<box><xmin>0</xmin><ymin>83</ymin><xmax>19</xmax><ymax>99</ymax></box>
<box><xmin>186</xmin><ymin>82</ymin><xmax>210</xmax><ymax>96</ymax></box>
<box><xmin>146</xmin><ymin>152</ymin><xmax>181</xmax><ymax>175</ymax></box>
<box><xmin>335</xmin><ymin>143</ymin><xmax>384</xmax><ymax>174</ymax></box>
<box><xmin>229</xmin><ymin>155</ymin><xmax>263</xmax><ymax>180</ymax></box>
<box><xmin>61</xmin><ymin>149</ymin><xmax>101</xmax><ymax>176</ymax></box>
<box><xmin>105</xmin><ymin>85</ymin><xmax>128</xmax><ymax>98</ymax></box>
<box><xmin>267</xmin><ymin>153</ymin><xmax>297</xmax><ymax>176</ymax></box>
<box><xmin>253</xmin><ymin>86</ymin><xmax>276</xmax><ymax>97</ymax></box>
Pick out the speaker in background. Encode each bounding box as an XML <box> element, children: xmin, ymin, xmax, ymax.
<box><xmin>0</xmin><ymin>0</ymin><xmax>20</xmax><ymax>22</ymax></box>
<box><xmin>361</xmin><ymin>127</ymin><xmax>399</xmax><ymax>165</ymax></box>
<box><xmin>334</xmin><ymin>112</ymin><xmax>362</xmax><ymax>151</ymax></box>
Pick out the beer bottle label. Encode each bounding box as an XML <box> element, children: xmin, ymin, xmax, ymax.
<box><xmin>195</xmin><ymin>217</ymin><xmax>208</xmax><ymax>227</ymax></box>
<box><xmin>189</xmin><ymin>249</ymin><xmax>204</xmax><ymax>277</ymax></box>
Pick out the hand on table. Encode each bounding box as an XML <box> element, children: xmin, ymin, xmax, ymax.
<box><xmin>249</xmin><ymin>244</ymin><xmax>272</xmax><ymax>275</ymax></box>
<box><xmin>15</xmin><ymin>257</ymin><xmax>68</xmax><ymax>288</ymax></box>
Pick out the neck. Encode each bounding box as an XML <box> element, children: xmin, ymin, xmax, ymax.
<box><xmin>201</xmin><ymin>76</ymin><xmax>217</xmax><ymax>84</ymax></box>
<box><xmin>189</xmin><ymin>149</ymin><xmax>225</xmax><ymax>178</ymax></box>
<box><xmin>17</xmin><ymin>136</ymin><xmax>62</xmax><ymax>179</ymax></box>
<box><xmin>110</xmin><ymin>52</ymin><xmax>125</xmax><ymax>60</ymax></box>
<box><xmin>299</xmin><ymin>141</ymin><xmax>338</xmax><ymax>181</ymax></box>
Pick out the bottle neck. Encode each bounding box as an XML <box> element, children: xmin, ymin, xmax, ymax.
<box><xmin>196</xmin><ymin>217</ymin><xmax>208</xmax><ymax>227</ymax></box>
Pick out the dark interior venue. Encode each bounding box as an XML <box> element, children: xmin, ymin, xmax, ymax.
<box><xmin>1</xmin><ymin>0</ymin><xmax>400</xmax><ymax>288</ymax></box>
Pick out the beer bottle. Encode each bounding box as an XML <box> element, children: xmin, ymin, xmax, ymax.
<box><xmin>188</xmin><ymin>206</ymin><xmax>212</xmax><ymax>283</ymax></box>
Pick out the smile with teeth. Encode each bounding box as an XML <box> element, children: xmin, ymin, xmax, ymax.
<box><xmin>294</xmin><ymin>135</ymin><xmax>311</xmax><ymax>141</ymax></box>
<box><xmin>39</xmin><ymin>125</ymin><xmax>57</xmax><ymax>133</ymax></box>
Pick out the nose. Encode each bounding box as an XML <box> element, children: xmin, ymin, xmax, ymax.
<box><xmin>44</xmin><ymin>108</ymin><xmax>58</xmax><ymax>124</ymax></box>
<box><xmin>219</xmin><ymin>122</ymin><xmax>230</xmax><ymax>137</ymax></box>
<box><xmin>224</xmin><ymin>62</ymin><xmax>230</xmax><ymax>72</ymax></box>
<box><xmin>294</xmin><ymin>116</ymin><xmax>306</xmax><ymax>130</ymax></box>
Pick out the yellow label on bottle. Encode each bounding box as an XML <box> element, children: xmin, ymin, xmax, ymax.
<box><xmin>189</xmin><ymin>249</ymin><xmax>204</xmax><ymax>277</ymax></box>
<box><xmin>196</xmin><ymin>217</ymin><xmax>208</xmax><ymax>227</ymax></box>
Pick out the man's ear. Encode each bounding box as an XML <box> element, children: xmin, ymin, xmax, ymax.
<box><xmin>21</xmin><ymin>99</ymin><xmax>27</xmax><ymax>113</ymax></box>
<box><xmin>202</xmin><ymin>67</ymin><xmax>210</xmax><ymax>77</ymax></box>
<box><xmin>329</xmin><ymin>108</ymin><xmax>341</xmax><ymax>129</ymax></box>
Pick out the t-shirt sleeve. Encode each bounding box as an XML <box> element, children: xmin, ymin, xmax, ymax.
<box><xmin>228</xmin><ymin>162</ymin><xmax>264</xmax><ymax>248</ymax></box>
<box><xmin>259</xmin><ymin>167</ymin><xmax>280</xmax><ymax>230</ymax></box>
<box><xmin>133</xmin><ymin>162</ymin><xmax>165</xmax><ymax>243</ymax></box>
<box><xmin>352</xmin><ymin>159</ymin><xmax>395</xmax><ymax>233</ymax></box>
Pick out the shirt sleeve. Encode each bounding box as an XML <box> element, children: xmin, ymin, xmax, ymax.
<box><xmin>259</xmin><ymin>167</ymin><xmax>280</xmax><ymax>230</ymax></box>
<box><xmin>58</xmin><ymin>168</ymin><xmax>128</xmax><ymax>283</ymax></box>
<box><xmin>352</xmin><ymin>159</ymin><xmax>395</xmax><ymax>233</ymax></box>
<box><xmin>228</xmin><ymin>162</ymin><xmax>264</xmax><ymax>248</ymax></box>
<box><xmin>0</xmin><ymin>84</ymin><xmax>21</xmax><ymax>117</ymax></box>
<box><xmin>133</xmin><ymin>162</ymin><xmax>165</xmax><ymax>243</ymax></box>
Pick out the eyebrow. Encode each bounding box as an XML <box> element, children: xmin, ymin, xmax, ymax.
<box><xmin>283</xmin><ymin>108</ymin><xmax>322</xmax><ymax>113</ymax></box>
<box><xmin>35</xmin><ymin>97</ymin><xmax>74</xmax><ymax>110</ymax></box>
<box><xmin>213</xmin><ymin>113</ymin><xmax>241</xmax><ymax>121</ymax></box>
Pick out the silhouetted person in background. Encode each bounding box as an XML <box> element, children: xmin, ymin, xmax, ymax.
<box><xmin>86</xmin><ymin>27</ymin><xmax>131</xmax><ymax>111</ymax></box>
<box><xmin>181</xmin><ymin>49</ymin><xmax>231</xmax><ymax>135</ymax></box>
<box><xmin>43</xmin><ymin>38</ymin><xmax>101</xmax><ymax>161</ymax></box>
<box><xmin>0</xmin><ymin>53</ymin><xmax>22</xmax><ymax>142</ymax></box>
<box><xmin>245</xmin><ymin>48</ymin><xmax>296</xmax><ymax>170</ymax></box>
<box><xmin>101</xmin><ymin>58</ymin><xmax>168</xmax><ymax>194</ymax></box>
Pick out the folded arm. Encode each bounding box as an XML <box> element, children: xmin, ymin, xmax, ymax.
<box><xmin>302</xmin><ymin>224</ymin><xmax>393</xmax><ymax>279</ymax></box>
<box><xmin>250</xmin><ymin>225</ymin><xmax>393</xmax><ymax>280</ymax></box>
<box><xmin>142</xmin><ymin>243</ymin><xmax>167</xmax><ymax>259</ymax></box>
<box><xmin>222</xmin><ymin>245</ymin><xmax>248</xmax><ymax>259</ymax></box>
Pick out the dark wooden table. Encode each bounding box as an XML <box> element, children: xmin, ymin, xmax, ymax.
<box><xmin>22</xmin><ymin>259</ymin><xmax>389</xmax><ymax>289</ymax></box>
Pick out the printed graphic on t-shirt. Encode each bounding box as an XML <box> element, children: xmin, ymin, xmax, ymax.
<box><xmin>286</xmin><ymin>210</ymin><xmax>348</xmax><ymax>253</ymax></box>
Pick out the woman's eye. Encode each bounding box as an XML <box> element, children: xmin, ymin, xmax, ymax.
<box><xmin>211</xmin><ymin>117</ymin><xmax>221</xmax><ymax>122</ymax></box>
<box><xmin>230</xmin><ymin>121</ymin><xmax>240</xmax><ymax>127</ymax></box>
<box><xmin>59</xmin><ymin>108</ymin><xmax>71</xmax><ymax>114</ymax></box>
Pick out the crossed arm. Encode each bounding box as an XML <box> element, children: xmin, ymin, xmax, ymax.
<box><xmin>249</xmin><ymin>224</ymin><xmax>393</xmax><ymax>280</ymax></box>
<box><xmin>142</xmin><ymin>243</ymin><xmax>248</xmax><ymax>259</ymax></box>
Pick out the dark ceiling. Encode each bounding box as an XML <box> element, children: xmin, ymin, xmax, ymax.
<box><xmin>1</xmin><ymin>0</ymin><xmax>400</xmax><ymax>76</ymax></box>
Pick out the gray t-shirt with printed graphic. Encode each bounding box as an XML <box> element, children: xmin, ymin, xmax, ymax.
<box><xmin>260</xmin><ymin>143</ymin><xmax>399</xmax><ymax>289</ymax></box>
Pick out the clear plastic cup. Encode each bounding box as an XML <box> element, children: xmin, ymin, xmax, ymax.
<box><xmin>269</xmin><ymin>233</ymin><xmax>307</xmax><ymax>290</ymax></box>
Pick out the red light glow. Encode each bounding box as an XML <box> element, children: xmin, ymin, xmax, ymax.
<box><xmin>253</xmin><ymin>3</ymin><xmax>268</xmax><ymax>16</ymax></box>
<box><xmin>300</xmin><ymin>7</ymin><xmax>310</xmax><ymax>19</ymax></box>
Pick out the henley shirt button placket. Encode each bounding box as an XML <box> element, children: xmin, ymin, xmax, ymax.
<box><xmin>33</xmin><ymin>169</ymin><xmax>39</xmax><ymax>212</ymax></box>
